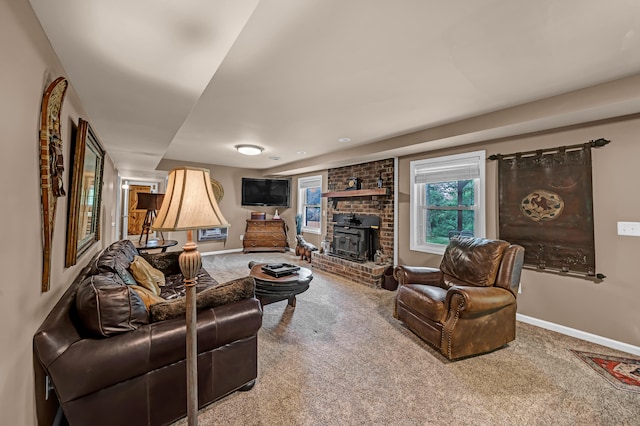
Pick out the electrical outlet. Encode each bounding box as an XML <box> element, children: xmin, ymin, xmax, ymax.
<box><xmin>240</xmin><ymin>234</ymin><xmax>244</xmax><ymax>241</ymax></box>
<box><xmin>617</xmin><ymin>221</ymin><xmax>640</xmax><ymax>236</ymax></box>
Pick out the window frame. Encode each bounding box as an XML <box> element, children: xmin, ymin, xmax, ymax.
<box><xmin>297</xmin><ymin>175</ymin><xmax>322</xmax><ymax>235</ymax></box>
<box><xmin>410</xmin><ymin>150</ymin><xmax>486</xmax><ymax>255</ymax></box>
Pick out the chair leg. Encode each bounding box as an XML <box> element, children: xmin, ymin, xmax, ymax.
<box><xmin>238</xmin><ymin>379</ymin><xmax>256</xmax><ymax>392</ymax></box>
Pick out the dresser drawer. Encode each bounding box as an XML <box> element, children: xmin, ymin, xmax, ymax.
<box><xmin>244</xmin><ymin>240</ymin><xmax>287</xmax><ymax>249</ymax></box>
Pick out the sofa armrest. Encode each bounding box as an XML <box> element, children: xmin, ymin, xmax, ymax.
<box><xmin>394</xmin><ymin>265</ymin><xmax>443</xmax><ymax>287</ymax></box>
<box><xmin>445</xmin><ymin>285</ymin><xmax>515</xmax><ymax>316</ymax></box>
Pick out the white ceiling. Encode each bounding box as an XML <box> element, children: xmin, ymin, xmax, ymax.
<box><xmin>30</xmin><ymin>0</ymin><xmax>640</xmax><ymax>175</ymax></box>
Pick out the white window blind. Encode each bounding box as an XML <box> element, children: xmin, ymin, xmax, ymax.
<box><xmin>299</xmin><ymin>176</ymin><xmax>321</xmax><ymax>189</ymax></box>
<box><xmin>414</xmin><ymin>157</ymin><xmax>481</xmax><ymax>184</ymax></box>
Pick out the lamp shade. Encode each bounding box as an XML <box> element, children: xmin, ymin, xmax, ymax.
<box><xmin>152</xmin><ymin>167</ymin><xmax>229</xmax><ymax>231</ymax></box>
<box><xmin>136</xmin><ymin>193</ymin><xmax>165</xmax><ymax>210</ymax></box>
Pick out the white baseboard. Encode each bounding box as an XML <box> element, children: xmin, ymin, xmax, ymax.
<box><xmin>516</xmin><ymin>314</ymin><xmax>640</xmax><ymax>356</ymax></box>
<box><xmin>201</xmin><ymin>247</ymin><xmax>293</xmax><ymax>257</ymax></box>
<box><xmin>200</xmin><ymin>248</ymin><xmax>244</xmax><ymax>256</ymax></box>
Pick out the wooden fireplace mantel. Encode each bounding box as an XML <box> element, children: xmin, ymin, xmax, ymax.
<box><xmin>321</xmin><ymin>188</ymin><xmax>390</xmax><ymax>198</ymax></box>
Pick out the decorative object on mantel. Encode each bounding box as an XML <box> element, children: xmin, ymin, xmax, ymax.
<box><xmin>345</xmin><ymin>177</ymin><xmax>361</xmax><ymax>190</ymax></box>
<box><xmin>321</xmin><ymin>187</ymin><xmax>390</xmax><ymax>208</ymax></box>
<box><xmin>489</xmin><ymin>138</ymin><xmax>609</xmax><ymax>281</ymax></box>
<box><xmin>152</xmin><ymin>166</ymin><xmax>230</xmax><ymax>426</ymax></box>
<box><xmin>377</xmin><ymin>172</ymin><xmax>383</xmax><ymax>188</ymax></box>
<box><xmin>39</xmin><ymin>76</ymin><xmax>68</xmax><ymax>292</ymax></box>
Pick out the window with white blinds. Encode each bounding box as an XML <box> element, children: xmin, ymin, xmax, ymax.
<box><xmin>410</xmin><ymin>150</ymin><xmax>486</xmax><ymax>254</ymax></box>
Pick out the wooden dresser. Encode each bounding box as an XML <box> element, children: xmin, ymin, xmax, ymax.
<box><xmin>243</xmin><ymin>219</ymin><xmax>288</xmax><ymax>253</ymax></box>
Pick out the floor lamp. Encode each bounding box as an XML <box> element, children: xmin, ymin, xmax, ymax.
<box><xmin>152</xmin><ymin>167</ymin><xmax>229</xmax><ymax>426</ymax></box>
<box><xmin>136</xmin><ymin>192</ymin><xmax>165</xmax><ymax>244</ymax></box>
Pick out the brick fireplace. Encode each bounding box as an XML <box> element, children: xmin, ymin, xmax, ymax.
<box><xmin>313</xmin><ymin>158</ymin><xmax>395</xmax><ymax>288</ymax></box>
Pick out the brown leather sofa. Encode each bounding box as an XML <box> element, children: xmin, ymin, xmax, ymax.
<box><xmin>34</xmin><ymin>240</ymin><xmax>263</xmax><ymax>425</ymax></box>
<box><xmin>394</xmin><ymin>237</ymin><xmax>524</xmax><ymax>360</ymax></box>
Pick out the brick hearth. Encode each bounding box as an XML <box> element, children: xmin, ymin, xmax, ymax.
<box><xmin>312</xmin><ymin>252</ymin><xmax>390</xmax><ymax>288</ymax></box>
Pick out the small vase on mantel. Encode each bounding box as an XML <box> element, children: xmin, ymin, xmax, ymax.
<box><xmin>273</xmin><ymin>209</ymin><xmax>280</xmax><ymax>219</ymax></box>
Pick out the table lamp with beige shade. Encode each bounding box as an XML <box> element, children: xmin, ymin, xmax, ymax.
<box><xmin>152</xmin><ymin>166</ymin><xmax>229</xmax><ymax>426</ymax></box>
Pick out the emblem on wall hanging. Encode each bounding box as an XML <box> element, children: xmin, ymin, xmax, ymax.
<box><xmin>40</xmin><ymin>77</ymin><xmax>69</xmax><ymax>292</ymax></box>
<box><xmin>490</xmin><ymin>138</ymin><xmax>609</xmax><ymax>280</ymax></box>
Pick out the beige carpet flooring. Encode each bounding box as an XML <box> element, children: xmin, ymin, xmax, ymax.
<box><xmin>171</xmin><ymin>251</ymin><xmax>640</xmax><ymax>425</ymax></box>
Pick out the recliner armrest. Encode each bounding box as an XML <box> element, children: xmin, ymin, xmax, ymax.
<box><xmin>446</xmin><ymin>285</ymin><xmax>515</xmax><ymax>315</ymax></box>
<box><xmin>394</xmin><ymin>265</ymin><xmax>443</xmax><ymax>286</ymax></box>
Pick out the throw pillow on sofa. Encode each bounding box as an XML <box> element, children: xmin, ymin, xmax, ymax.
<box><xmin>129</xmin><ymin>255</ymin><xmax>165</xmax><ymax>295</ymax></box>
<box><xmin>76</xmin><ymin>273</ymin><xmax>149</xmax><ymax>338</ymax></box>
<box><xmin>150</xmin><ymin>276</ymin><xmax>255</xmax><ymax>322</ymax></box>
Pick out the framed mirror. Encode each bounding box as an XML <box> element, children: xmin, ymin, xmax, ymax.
<box><xmin>65</xmin><ymin>118</ymin><xmax>105</xmax><ymax>267</ymax></box>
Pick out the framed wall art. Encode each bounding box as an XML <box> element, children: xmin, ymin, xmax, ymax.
<box><xmin>65</xmin><ymin>118</ymin><xmax>105</xmax><ymax>267</ymax></box>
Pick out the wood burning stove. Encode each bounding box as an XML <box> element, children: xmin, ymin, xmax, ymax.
<box><xmin>330</xmin><ymin>213</ymin><xmax>379</xmax><ymax>262</ymax></box>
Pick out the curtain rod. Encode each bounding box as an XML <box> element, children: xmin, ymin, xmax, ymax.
<box><xmin>523</xmin><ymin>265</ymin><xmax>606</xmax><ymax>282</ymax></box>
<box><xmin>487</xmin><ymin>138</ymin><xmax>610</xmax><ymax>161</ymax></box>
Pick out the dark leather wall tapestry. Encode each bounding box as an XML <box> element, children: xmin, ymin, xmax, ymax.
<box><xmin>489</xmin><ymin>138</ymin><xmax>609</xmax><ymax>280</ymax></box>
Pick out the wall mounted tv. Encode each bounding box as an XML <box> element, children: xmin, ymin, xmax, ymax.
<box><xmin>241</xmin><ymin>177</ymin><xmax>291</xmax><ymax>207</ymax></box>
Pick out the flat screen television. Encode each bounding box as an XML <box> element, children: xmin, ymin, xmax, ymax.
<box><xmin>241</xmin><ymin>177</ymin><xmax>291</xmax><ymax>207</ymax></box>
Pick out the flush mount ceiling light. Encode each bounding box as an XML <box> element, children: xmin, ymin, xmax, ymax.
<box><xmin>296</xmin><ymin>150</ymin><xmax>307</xmax><ymax>155</ymax></box>
<box><xmin>338</xmin><ymin>137</ymin><xmax>351</xmax><ymax>143</ymax></box>
<box><xmin>269</xmin><ymin>156</ymin><xmax>281</xmax><ymax>160</ymax></box>
<box><xmin>235</xmin><ymin>144</ymin><xmax>264</xmax><ymax>155</ymax></box>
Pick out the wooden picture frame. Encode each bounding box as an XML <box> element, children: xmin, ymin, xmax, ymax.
<box><xmin>65</xmin><ymin>119</ymin><xmax>105</xmax><ymax>267</ymax></box>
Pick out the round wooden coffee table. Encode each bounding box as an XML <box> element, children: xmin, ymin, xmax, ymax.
<box><xmin>249</xmin><ymin>262</ymin><xmax>313</xmax><ymax>307</ymax></box>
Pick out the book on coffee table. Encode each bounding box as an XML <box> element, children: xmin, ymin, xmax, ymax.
<box><xmin>261</xmin><ymin>263</ymin><xmax>300</xmax><ymax>278</ymax></box>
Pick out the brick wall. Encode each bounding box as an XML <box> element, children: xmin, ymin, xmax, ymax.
<box><xmin>326</xmin><ymin>158</ymin><xmax>394</xmax><ymax>260</ymax></box>
<box><xmin>312</xmin><ymin>158</ymin><xmax>394</xmax><ymax>288</ymax></box>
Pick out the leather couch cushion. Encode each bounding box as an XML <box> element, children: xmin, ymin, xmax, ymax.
<box><xmin>94</xmin><ymin>251</ymin><xmax>137</xmax><ymax>285</ymax></box>
<box><xmin>129</xmin><ymin>255</ymin><xmax>164</xmax><ymax>295</ymax></box>
<box><xmin>440</xmin><ymin>237</ymin><xmax>510</xmax><ymax>287</ymax></box>
<box><xmin>150</xmin><ymin>276</ymin><xmax>255</xmax><ymax>322</ymax></box>
<box><xmin>76</xmin><ymin>273</ymin><xmax>149</xmax><ymax>338</ymax></box>
<box><xmin>106</xmin><ymin>239</ymin><xmax>139</xmax><ymax>263</ymax></box>
<box><xmin>397</xmin><ymin>284</ymin><xmax>448</xmax><ymax>323</ymax></box>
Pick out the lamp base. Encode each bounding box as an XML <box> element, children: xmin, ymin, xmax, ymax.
<box><xmin>178</xmin><ymin>231</ymin><xmax>200</xmax><ymax>426</ymax></box>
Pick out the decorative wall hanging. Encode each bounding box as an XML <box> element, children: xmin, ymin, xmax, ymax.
<box><xmin>39</xmin><ymin>77</ymin><xmax>68</xmax><ymax>292</ymax></box>
<box><xmin>489</xmin><ymin>138</ymin><xmax>609</xmax><ymax>280</ymax></box>
<box><xmin>210</xmin><ymin>178</ymin><xmax>224</xmax><ymax>202</ymax></box>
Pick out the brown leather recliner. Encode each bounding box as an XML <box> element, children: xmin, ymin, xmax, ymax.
<box><xmin>394</xmin><ymin>237</ymin><xmax>524</xmax><ymax>360</ymax></box>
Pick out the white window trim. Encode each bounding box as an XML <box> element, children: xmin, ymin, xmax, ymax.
<box><xmin>297</xmin><ymin>175</ymin><xmax>322</xmax><ymax>235</ymax></box>
<box><xmin>410</xmin><ymin>150</ymin><xmax>486</xmax><ymax>255</ymax></box>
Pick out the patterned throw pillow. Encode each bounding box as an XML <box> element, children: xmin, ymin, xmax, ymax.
<box><xmin>149</xmin><ymin>276</ymin><xmax>255</xmax><ymax>322</ymax></box>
